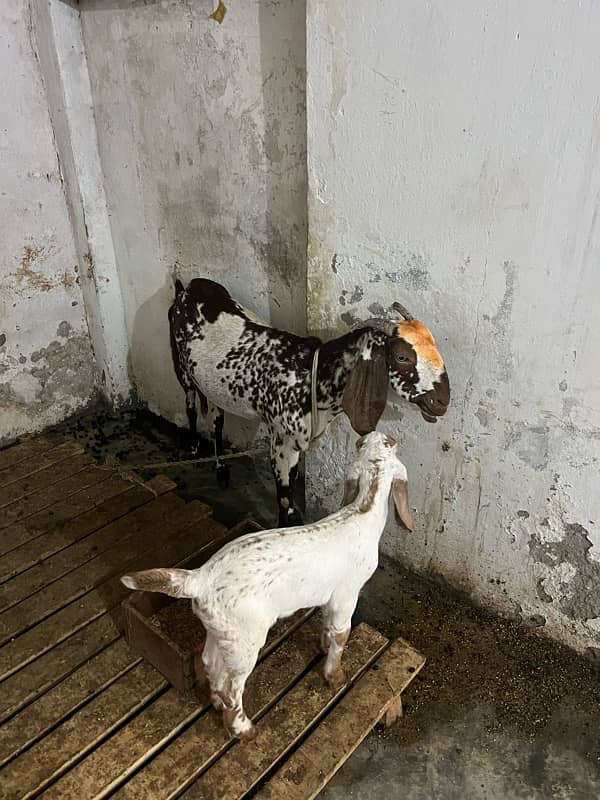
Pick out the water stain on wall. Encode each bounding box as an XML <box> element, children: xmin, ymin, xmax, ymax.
<box><xmin>0</xmin><ymin>322</ymin><xmax>95</xmax><ymax>431</ymax></box>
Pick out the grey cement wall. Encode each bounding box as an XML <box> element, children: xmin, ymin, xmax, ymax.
<box><xmin>80</xmin><ymin>0</ymin><xmax>307</xmax><ymax>443</ymax></box>
<box><xmin>305</xmin><ymin>0</ymin><xmax>600</xmax><ymax>655</ymax></box>
<box><xmin>0</xmin><ymin>0</ymin><xmax>95</xmax><ymax>444</ymax></box>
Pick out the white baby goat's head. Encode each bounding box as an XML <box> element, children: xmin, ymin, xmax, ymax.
<box><xmin>342</xmin><ymin>431</ymin><xmax>414</xmax><ymax>531</ymax></box>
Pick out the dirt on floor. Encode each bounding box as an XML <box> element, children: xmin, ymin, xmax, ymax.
<box><xmin>359</xmin><ymin>558</ymin><xmax>600</xmax><ymax>767</ymax></box>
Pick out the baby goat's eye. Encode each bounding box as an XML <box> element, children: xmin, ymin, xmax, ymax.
<box><xmin>395</xmin><ymin>354</ymin><xmax>410</xmax><ymax>364</ymax></box>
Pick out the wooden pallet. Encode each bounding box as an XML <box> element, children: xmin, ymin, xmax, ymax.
<box><xmin>0</xmin><ymin>434</ymin><xmax>425</xmax><ymax>799</ymax></box>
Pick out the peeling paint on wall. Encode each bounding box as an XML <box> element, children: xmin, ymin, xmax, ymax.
<box><xmin>530</xmin><ymin>522</ymin><xmax>600</xmax><ymax>621</ymax></box>
<box><xmin>0</xmin><ymin>0</ymin><xmax>95</xmax><ymax>442</ymax></box>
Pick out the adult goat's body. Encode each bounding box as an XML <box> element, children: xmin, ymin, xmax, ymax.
<box><xmin>169</xmin><ymin>278</ymin><xmax>449</xmax><ymax>526</ymax></box>
<box><xmin>122</xmin><ymin>432</ymin><xmax>414</xmax><ymax>740</ymax></box>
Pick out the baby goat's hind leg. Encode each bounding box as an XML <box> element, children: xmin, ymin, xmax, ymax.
<box><xmin>217</xmin><ymin>629</ymin><xmax>265</xmax><ymax>740</ymax></box>
<box><xmin>201</xmin><ymin>632</ymin><xmax>228</xmax><ymax>711</ymax></box>
<box><xmin>321</xmin><ymin>593</ymin><xmax>358</xmax><ymax>691</ymax></box>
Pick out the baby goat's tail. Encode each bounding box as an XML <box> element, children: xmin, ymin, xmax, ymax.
<box><xmin>174</xmin><ymin>278</ymin><xmax>185</xmax><ymax>297</ymax></box>
<box><xmin>121</xmin><ymin>568</ymin><xmax>195</xmax><ymax>599</ymax></box>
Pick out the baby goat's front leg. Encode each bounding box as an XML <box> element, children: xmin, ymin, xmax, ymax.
<box><xmin>321</xmin><ymin>593</ymin><xmax>357</xmax><ymax>691</ymax></box>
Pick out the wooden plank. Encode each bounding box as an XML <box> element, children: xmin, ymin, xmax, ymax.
<box><xmin>0</xmin><ymin>467</ymin><xmax>113</xmax><ymax>532</ymax></box>
<box><xmin>180</xmin><ymin>624</ymin><xmax>388</xmax><ymax>800</ymax></box>
<box><xmin>255</xmin><ymin>638</ymin><xmax>426</xmax><ymax>800</ymax></box>
<box><xmin>112</xmin><ymin>615</ymin><xmax>324</xmax><ymax>800</ymax></box>
<box><xmin>0</xmin><ymin>637</ymin><xmax>140</xmax><ymax>767</ymax></box>
<box><xmin>0</xmin><ymin>517</ymin><xmax>227</xmax><ymax>680</ymax></box>
<box><xmin>1</xmin><ymin>661</ymin><xmax>167</xmax><ymax>800</ymax></box>
<box><xmin>0</xmin><ymin>613</ymin><xmax>122</xmax><ymax>722</ymax></box>
<box><xmin>0</xmin><ymin>474</ymin><xmax>132</xmax><ymax>557</ymax></box>
<box><xmin>0</xmin><ymin>437</ymin><xmax>55</xmax><ymax>471</ymax></box>
<box><xmin>0</xmin><ymin>488</ymin><xmax>208</xmax><ymax>613</ymax></box>
<box><xmin>44</xmin><ymin>611</ymin><xmax>315</xmax><ymax>800</ymax></box>
<box><xmin>0</xmin><ymin>452</ymin><xmax>94</xmax><ymax>509</ymax></box>
<box><xmin>0</xmin><ymin>479</ymin><xmax>175</xmax><ymax>585</ymax></box>
<box><xmin>0</xmin><ymin>440</ymin><xmax>85</xmax><ymax>490</ymax></box>
<box><xmin>0</xmin><ymin>493</ymin><xmax>189</xmax><ymax>644</ymax></box>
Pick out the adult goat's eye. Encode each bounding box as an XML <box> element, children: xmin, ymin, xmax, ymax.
<box><xmin>396</xmin><ymin>354</ymin><xmax>410</xmax><ymax>364</ymax></box>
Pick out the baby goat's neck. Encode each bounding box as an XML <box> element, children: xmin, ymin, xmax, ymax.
<box><xmin>351</xmin><ymin>466</ymin><xmax>394</xmax><ymax>533</ymax></box>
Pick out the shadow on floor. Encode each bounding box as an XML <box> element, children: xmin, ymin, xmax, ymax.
<box><xmin>47</xmin><ymin>405</ymin><xmax>600</xmax><ymax>800</ymax></box>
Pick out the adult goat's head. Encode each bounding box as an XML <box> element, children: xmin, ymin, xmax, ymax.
<box><xmin>343</xmin><ymin>303</ymin><xmax>450</xmax><ymax>434</ymax></box>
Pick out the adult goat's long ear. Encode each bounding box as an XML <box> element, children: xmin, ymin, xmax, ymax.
<box><xmin>391</xmin><ymin>479</ymin><xmax>414</xmax><ymax>531</ymax></box>
<box><xmin>121</xmin><ymin>568</ymin><xmax>194</xmax><ymax>598</ymax></box>
<box><xmin>342</xmin><ymin>478</ymin><xmax>359</xmax><ymax>507</ymax></box>
<box><xmin>342</xmin><ymin>343</ymin><xmax>388</xmax><ymax>435</ymax></box>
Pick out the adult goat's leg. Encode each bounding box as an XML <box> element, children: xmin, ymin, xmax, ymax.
<box><xmin>271</xmin><ymin>435</ymin><xmax>302</xmax><ymax>527</ymax></box>
<box><xmin>213</xmin><ymin>407</ymin><xmax>230</xmax><ymax>488</ymax></box>
<box><xmin>184</xmin><ymin>389</ymin><xmax>199</xmax><ymax>455</ymax></box>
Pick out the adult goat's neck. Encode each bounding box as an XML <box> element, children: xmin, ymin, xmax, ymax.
<box><xmin>315</xmin><ymin>327</ymin><xmax>388</xmax><ymax>413</ymax></box>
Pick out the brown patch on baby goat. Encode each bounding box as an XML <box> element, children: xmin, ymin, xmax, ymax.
<box><xmin>122</xmin><ymin>568</ymin><xmax>190</xmax><ymax>597</ymax></box>
<box><xmin>325</xmin><ymin>628</ymin><xmax>350</xmax><ymax>691</ymax></box>
<box><xmin>396</xmin><ymin>320</ymin><xmax>444</xmax><ymax>369</ymax></box>
<box><xmin>342</xmin><ymin>469</ymin><xmax>380</xmax><ymax>513</ymax></box>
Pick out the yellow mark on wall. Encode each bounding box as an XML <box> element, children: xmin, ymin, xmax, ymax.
<box><xmin>210</xmin><ymin>1</ymin><xmax>227</xmax><ymax>24</ymax></box>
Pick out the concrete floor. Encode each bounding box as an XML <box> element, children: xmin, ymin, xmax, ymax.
<box><xmin>48</xmin><ymin>405</ymin><xmax>600</xmax><ymax>800</ymax></box>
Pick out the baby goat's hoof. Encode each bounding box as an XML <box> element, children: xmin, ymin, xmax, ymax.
<box><xmin>238</xmin><ymin>722</ymin><xmax>258</xmax><ymax>741</ymax></box>
<box><xmin>215</xmin><ymin>462</ymin><xmax>230</xmax><ymax>489</ymax></box>
<box><xmin>223</xmin><ymin>709</ymin><xmax>256</xmax><ymax>740</ymax></box>
<box><xmin>325</xmin><ymin>667</ymin><xmax>347</xmax><ymax>692</ymax></box>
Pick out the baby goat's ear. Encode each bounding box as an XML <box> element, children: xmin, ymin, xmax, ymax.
<box><xmin>342</xmin><ymin>478</ymin><xmax>360</xmax><ymax>507</ymax></box>
<box><xmin>121</xmin><ymin>568</ymin><xmax>194</xmax><ymax>598</ymax></box>
<box><xmin>342</xmin><ymin>343</ymin><xmax>388</xmax><ymax>436</ymax></box>
<box><xmin>391</xmin><ymin>479</ymin><xmax>414</xmax><ymax>531</ymax></box>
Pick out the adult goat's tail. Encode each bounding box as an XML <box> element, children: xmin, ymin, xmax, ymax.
<box><xmin>174</xmin><ymin>278</ymin><xmax>185</xmax><ymax>297</ymax></box>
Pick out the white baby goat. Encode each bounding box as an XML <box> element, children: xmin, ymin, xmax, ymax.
<box><xmin>121</xmin><ymin>431</ymin><xmax>414</xmax><ymax>740</ymax></box>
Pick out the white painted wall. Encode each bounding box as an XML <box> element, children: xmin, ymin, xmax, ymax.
<box><xmin>80</xmin><ymin>0</ymin><xmax>307</xmax><ymax>442</ymax></box>
<box><xmin>306</xmin><ymin>0</ymin><xmax>600</xmax><ymax>654</ymax></box>
<box><xmin>0</xmin><ymin>0</ymin><xmax>95</xmax><ymax>444</ymax></box>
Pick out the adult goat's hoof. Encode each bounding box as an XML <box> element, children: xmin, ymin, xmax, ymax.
<box><xmin>287</xmin><ymin>508</ymin><xmax>303</xmax><ymax>527</ymax></box>
<box><xmin>215</xmin><ymin>462</ymin><xmax>230</xmax><ymax>489</ymax></box>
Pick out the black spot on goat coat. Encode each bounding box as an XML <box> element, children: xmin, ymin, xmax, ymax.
<box><xmin>169</xmin><ymin>278</ymin><xmax>450</xmax><ymax>526</ymax></box>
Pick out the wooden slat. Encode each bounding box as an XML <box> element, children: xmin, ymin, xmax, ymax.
<box><xmin>0</xmin><ymin>517</ymin><xmax>227</xmax><ymax>680</ymax></box>
<box><xmin>181</xmin><ymin>624</ymin><xmax>388</xmax><ymax>800</ymax></box>
<box><xmin>0</xmin><ymin>467</ymin><xmax>112</xmax><ymax>532</ymax></box>
<box><xmin>1</xmin><ymin>661</ymin><xmax>167</xmax><ymax>800</ymax></box>
<box><xmin>112</xmin><ymin>615</ymin><xmax>325</xmax><ymax>800</ymax></box>
<box><xmin>0</xmin><ymin>437</ymin><xmax>56</xmax><ymax>471</ymax></box>
<box><xmin>0</xmin><ymin>452</ymin><xmax>94</xmax><ymax>509</ymax></box>
<box><xmin>44</xmin><ymin>611</ymin><xmax>315</xmax><ymax>800</ymax></box>
<box><xmin>0</xmin><ymin>474</ymin><xmax>133</xmax><ymax>557</ymax></box>
<box><xmin>0</xmin><ymin>479</ymin><xmax>175</xmax><ymax>585</ymax></box>
<box><xmin>0</xmin><ymin>613</ymin><xmax>122</xmax><ymax>722</ymax></box>
<box><xmin>0</xmin><ymin>637</ymin><xmax>139</xmax><ymax>766</ymax></box>
<box><xmin>0</xmin><ymin>440</ymin><xmax>85</xmax><ymax>490</ymax></box>
<box><xmin>0</xmin><ymin>489</ymin><xmax>208</xmax><ymax>613</ymax></box>
<box><xmin>0</xmin><ymin>493</ymin><xmax>189</xmax><ymax>644</ymax></box>
<box><xmin>255</xmin><ymin>639</ymin><xmax>426</xmax><ymax>800</ymax></box>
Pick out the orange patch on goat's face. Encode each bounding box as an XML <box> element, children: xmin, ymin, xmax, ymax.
<box><xmin>396</xmin><ymin>321</ymin><xmax>444</xmax><ymax>370</ymax></box>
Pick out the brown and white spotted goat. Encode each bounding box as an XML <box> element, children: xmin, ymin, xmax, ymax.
<box><xmin>122</xmin><ymin>431</ymin><xmax>414</xmax><ymax>740</ymax></box>
<box><xmin>169</xmin><ymin>278</ymin><xmax>449</xmax><ymax>526</ymax></box>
